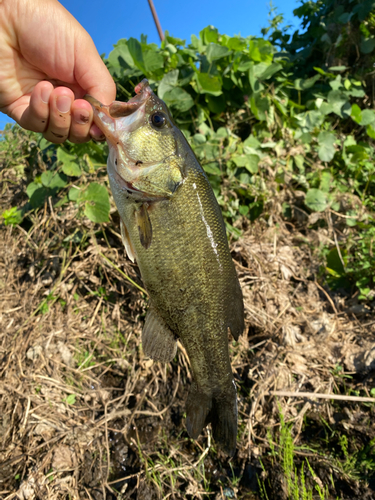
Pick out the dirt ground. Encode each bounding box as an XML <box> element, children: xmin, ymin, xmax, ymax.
<box><xmin>1</xmin><ymin>163</ymin><xmax>375</xmax><ymax>499</ymax></box>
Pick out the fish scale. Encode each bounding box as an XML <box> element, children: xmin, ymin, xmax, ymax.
<box><xmin>85</xmin><ymin>79</ymin><xmax>244</xmax><ymax>455</ymax></box>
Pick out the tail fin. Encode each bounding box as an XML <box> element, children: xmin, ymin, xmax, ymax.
<box><xmin>185</xmin><ymin>382</ymin><xmax>212</xmax><ymax>440</ymax></box>
<box><xmin>185</xmin><ymin>381</ymin><xmax>238</xmax><ymax>456</ymax></box>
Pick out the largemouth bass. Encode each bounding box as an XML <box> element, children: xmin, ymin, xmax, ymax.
<box><xmin>85</xmin><ymin>80</ymin><xmax>244</xmax><ymax>455</ymax></box>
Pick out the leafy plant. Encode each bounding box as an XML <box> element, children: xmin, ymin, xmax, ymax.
<box><xmin>1</xmin><ymin>0</ymin><xmax>374</xmax><ymax>299</ymax></box>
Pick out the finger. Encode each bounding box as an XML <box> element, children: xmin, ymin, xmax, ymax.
<box><xmin>43</xmin><ymin>87</ymin><xmax>74</xmax><ymax>144</ymax></box>
<box><xmin>69</xmin><ymin>99</ymin><xmax>93</xmax><ymax>143</ymax></box>
<box><xmin>90</xmin><ymin>123</ymin><xmax>105</xmax><ymax>141</ymax></box>
<box><xmin>2</xmin><ymin>81</ymin><xmax>53</xmax><ymax>133</ymax></box>
<box><xmin>22</xmin><ymin>81</ymin><xmax>53</xmax><ymax>132</ymax></box>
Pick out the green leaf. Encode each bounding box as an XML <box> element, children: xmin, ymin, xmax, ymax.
<box><xmin>249</xmin><ymin>94</ymin><xmax>269</xmax><ymax>121</ymax></box>
<box><xmin>65</xmin><ymin>394</ymin><xmax>76</xmax><ymax>405</ymax></box>
<box><xmin>57</xmin><ymin>148</ymin><xmax>81</xmax><ymax>177</ymax></box>
<box><xmin>203</xmin><ymin>162</ymin><xmax>222</xmax><ymax>175</ymax></box>
<box><xmin>143</xmin><ymin>50</ymin><xmax>164</xmax><ymax>73</ymax></box>
<box><xmin>328</xmin><ymin>66</ymin><xmax>347</xmax><ymax>72</ymax></box>
<box><xmin>127</xmin><ymin>38</ymin><xmax>146</xmax><ymax>73</ymax></box>
<box><xmin>232</xmin><ymin>154</ymin><xmax>259</xmax><ymax>173</ymax></box>
<box><xmin>317</xmin><ymin>131</ymin><xmax>336</xmax><ymax>162</ymax></box>
<box><xmin>206</xmin><ymin>94</ymin><xmax>226</xmax><ymax>114</ymax></box>
<box><xmin>258</xmin><ymin>62</ymin><xmax>282</xmax><ymax>80</ymax></box>
<box><xmin>248</xmin><ymin>63</ymin><xmax>264</xmax><ymax>92</ymax></box>
<box><xmin>244</xmin><ymin>135</ymin><xmax>261</xmax><ymax>149</ymax></box>
<box><xmin>326</xmin><ymin>248</ymin><xmax>345</xmax><ymax>275</ymax></box>
<box><xmin>249</xmin><ymin>39</ymin><xmax>273</xmax><ymax>63</ymax></box>
<box><xmin>300</xmin><ymin>133</ymin><xmax>312</xmax><ymax>144</ymax></box>
<box><xmin>244</xmin><ymin>155</ymin><xmax>259</xmax><ymax>173</ymax></box>
<box><xmin>360</xmin><ymin>38</ymin><xmax>375</xmax><ymax>54</ymax></box>
<box><xmin>163</xmin><ymin>87</ymin><xmax>194</xmax><ymax>112</ymax></box>
<box><xmin>351</xmin><ymin>105</ymin><xmax>375</xmax><ymax>126</ymax></box>
<box><xmin>294</xmin><ymin>74</ymin><xmax>320</xmax><ymax>90</ymax></box>
<box><xmin>351</xmin><ymin>103</ymin><xmax>362</xmax><ymax>123</ymax></box>
<box><xmin>107</xmin><ymin>44</ymin><xmax>134</xmax><ymax>69</ymax></box>
<box><xmin>360</xmin><ymin>109</ymin><xmax>375</xmax><ymax>125</ymax></box>
<box><xmin>248</xmin><ymin>40</ymin><xmax>262</xmax><ymax>62</ymax></box>
<box><xmin>206</xmin><ymin>43</ymin><xmax>231</xmax><ymax>62</ymax></box>
<box><xmin>199</xmin><ymin>26</ymin><xmax>219</xmax><ymax>44</ymax></box>
<box><xmin>26</xmin><ymin>183</ymin><xmax>49</xmax><ymax>208</ymax></box>
<box><xmin>192</xmin><ymin>133</ymin><xmax>206</xmax><ymax>145</ymax></box>
<box><xmin>41</xmin><ymin>171</ymin><xmax>68</xmax><ymax>190</ymax></box>
<box><xmin>320</xmin><ymin>170</ymin><xmax>332</xmax><ymax>192</ymax></box>
<box><xmin>225</xmin><ymin>37</ymin><xmax>247</xmax><ymax>51</ymax></box>
<box><xmin>68</xmin><ymin>187</ymin><xmax>80</xmax><ymax>201</ymax></box>
<box><xmin>78</xmin><ymin>183</ymin><xmax>110</xmax><ymax>223</ymax></box>
<box><xmin>327</xmin><ymin>90</ymin><xmax>351</xmax><ymax>117</ymax></box>
<box><xmin>196</xmin><ymin>73</ymin><xmax>222</xmax><ymax>95</ymax></box>
<box><xmin>305</xmin><ymin>189</ymin><xmax>328</xmax><ymax>212</ymax></box>
<box><xmin>366</xmin><ymin>124</ymin><xmax>375</xmax><ymax>139</ymax></box>
<box><xmin>1</xmin><ymin>206</ymin><xmax>23</xmax><ymax>226</ymax></box>
<box><xmin>158</xmin><ymin>70</ymin><xmax>179</xmax><ymax>99</ymax></box>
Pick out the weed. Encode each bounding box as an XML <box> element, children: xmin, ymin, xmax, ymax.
<box><xmin>64</xmin><ymin>394</ymin><xmax>76</xmax><ymax>405</ymax></box>
<box><xmin>258</xmin><ymin>407</ymin><xmax>331</xmax><ymax>500</ymax></box>
<box><xmin>74</xmin><ymin>348</ymin><xmax>96</xmax><ymax>370</ymax></box>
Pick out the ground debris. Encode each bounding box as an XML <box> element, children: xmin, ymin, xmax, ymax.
<box><xmin>0</xmin><ymin>191</ymin><xmax>374</xmax><ymax>499</ymax></box>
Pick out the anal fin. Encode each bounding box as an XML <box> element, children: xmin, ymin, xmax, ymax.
<box><xmin>142</xmin><ymin>308</ymin><xmax>177</xmax><ymax>362</ymax></box>
<box><xmin>120</xmin><ymin>219</ymin><xmax>136</xmax><ymax>263</ymax></box>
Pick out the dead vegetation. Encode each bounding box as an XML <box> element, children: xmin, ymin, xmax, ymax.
<box><xmin>1</xmin><ymin>165</ymin><xmax>375</xmax><ymax>500</ymax></box>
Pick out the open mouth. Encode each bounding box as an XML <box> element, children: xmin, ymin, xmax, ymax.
<box><xmin>84</xmin><ymin>80</ymin><xmax>154</xmax><ymax>145</ymax></box>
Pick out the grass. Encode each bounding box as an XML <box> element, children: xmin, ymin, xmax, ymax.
<box><xmin>258</xmin><ymin>407</ymin><xmax>331</xmax><ymax>500</ymax></box>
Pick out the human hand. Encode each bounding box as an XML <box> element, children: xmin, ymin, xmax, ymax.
<box><xmin>0</xmin><ymin>0</ymin><xmax>116</xmax><ymax>143</ymax></box>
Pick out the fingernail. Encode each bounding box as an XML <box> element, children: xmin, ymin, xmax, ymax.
<box><xmin>41</xmin><ymin>86</ymin><xmax>51</xmax><ymax>104</ymax></box>
<box><xmin>56</xmin><ymin>95</ymin><xmax>72</xmax><ymax>113</ymax></box>
<box><xmin>74</xmin><ymin>109</ymin><xmax>90</xmax><ymax>125</ymax></box>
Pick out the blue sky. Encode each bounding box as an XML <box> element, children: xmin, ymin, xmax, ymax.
<box><xmin>0</xmin><ymin>0</ymin><xmax>302</xmax><ymax>130</ymax></box>
<box><xmin>60</xmin><ymin>0</ymin><xmax>301</xmax><ymax>57</ymax></box>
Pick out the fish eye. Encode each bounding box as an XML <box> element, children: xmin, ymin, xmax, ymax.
<box><xmin>150</xmin><ymin>112</ymin><xmax>167</xmax><ymax>128</ymax></box>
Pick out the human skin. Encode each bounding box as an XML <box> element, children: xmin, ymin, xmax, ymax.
<box><xmin>0</xmin><ymin>0</ymin><xmax>116</xmax><ymax>143</ymax></box>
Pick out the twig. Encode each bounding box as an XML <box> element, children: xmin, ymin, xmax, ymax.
<box><xmin>147</xmin><ymin>0</ymin><xmax>165</xmax><ymax>41</ymax></box>
<box><xmin>99</xmin><ymin>252</ymin><xmax>147</xmax><ymax>295</ymax></box>
<box><xmin>270</xmin><ymin>390</ymin><xmax>375</xmax><ymax>403</ymax></box>
<box><xmin>315</xmin><ymin>280</ymin><xmax>338</xmax><ymax>315</ymax></box>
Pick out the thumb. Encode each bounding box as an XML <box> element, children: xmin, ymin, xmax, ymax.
<box><xmin>73</xmin><ymin>31</ymin><xmax>116</xmax><ymax>105</ymax></box>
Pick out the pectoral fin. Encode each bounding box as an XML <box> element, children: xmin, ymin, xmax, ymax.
<box><xmin>142</xmin><ymin>308</ymin><xmax>177</xmax><ymax>362</ymax></box>
<box><xmin>120</xmin><ymin>219</ymin><xmax>136</xmax><ymax>263</ymax></box>
<box><xmin>136</xmin><ymin>203</ymin><xmax>152</xmax><ymax>249</ymax></box>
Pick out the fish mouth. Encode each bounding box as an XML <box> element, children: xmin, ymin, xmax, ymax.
<box><xmin>84</xmin><ymin>79</ymin><xmax>153</xmax><ymax>120</ymax></box>
<box><xmin>85</xmin><ymin>80</ymin><xmax>159</xmax><ymax>199</ymax></box>
<box><xmin>84</xmin><ymin>79</ymin><xmax>154</xmax><ymax>144</ymax></box>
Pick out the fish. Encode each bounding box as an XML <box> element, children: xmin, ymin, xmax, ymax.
<box><xmin>85</xmin><ymin>79</ymin><xmax>245</xmax><ymax>455</ymax></box>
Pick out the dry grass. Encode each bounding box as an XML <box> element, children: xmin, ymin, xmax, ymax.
<box><xmin>0</xmin><ymin>176</ymin><xmax>374</xmax><ymax>499</ymax></box>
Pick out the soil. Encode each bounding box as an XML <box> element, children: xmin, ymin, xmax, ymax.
<box><xmin>1</xmin><ymin>159</ymin><xmax>375</xmax><ymax>499</ymax></box>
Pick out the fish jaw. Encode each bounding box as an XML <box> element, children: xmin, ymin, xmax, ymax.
<box><xmin>84</xmin><ymin>94</ymin><xmax>148</xmax><ymax>149</ymax></box>
<box><xmin>84</xmin><ymin>79</ymin><xmax>153</xmax><ymax>145</ymax></box>
<box><xmin>84</xmin><ymin>84</ymin><xmax>155</xmax><ymax>199</ymax></box>
<box><xmin>85</xmin><ymin>81</ymin><xmax>183</xmax><ymax>201</ymax></box>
